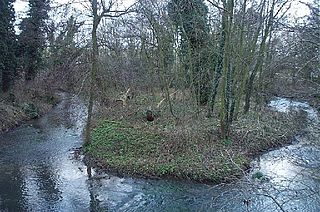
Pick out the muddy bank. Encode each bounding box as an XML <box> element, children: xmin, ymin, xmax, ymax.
<box><xmin>0</xmin><ymin>92</ymin><xmax>59</xmax><ymax>132</ymax></box>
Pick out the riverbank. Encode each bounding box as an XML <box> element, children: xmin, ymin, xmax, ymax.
<box><xmin>268</xmin><ymin>78</ymin><xmax>320</xmax><ymax>113</ymax></box>
<box><xmin>0</xmin><ymin>86</ymin><xmax>59</xmax><ymax>132</ymax></box>
<box><xmin>84</xmin><ymin>93</ymin><xmax>305</xmax><ymax>183</ymax></box>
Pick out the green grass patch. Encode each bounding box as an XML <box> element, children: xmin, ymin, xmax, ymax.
<box><xmin>23</xmin><ymin>103</ymin><xmax>40</xmax><ymax>119</ymax></box>
<box><xmin>85</xmin><ymin>120</ymin><xmax>249</xmax><ymax>183</ymax></box>
<box><xmin>87</xmin><ymin>92</ymin><xmax>304</xmax><ymax>183</ymax></box>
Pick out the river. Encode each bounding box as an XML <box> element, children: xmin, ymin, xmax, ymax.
<box><xmin>0</xmin><ymin>94</ymin><xmax>319</xmax><ymax>211</ymax></box>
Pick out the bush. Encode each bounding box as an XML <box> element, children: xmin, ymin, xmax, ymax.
<box><xmin>23</xmin><ymin>103</ymin><xmax>39</xmax><ymax>119</ymax></box>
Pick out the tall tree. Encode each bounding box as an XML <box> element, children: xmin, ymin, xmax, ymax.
<box><xmin>140</xmin><ymin>0</ymin><xmax>177</xmax><ymax>118</ymax></box>
<box><xmin>17</xmin><ymin>0</ymin><xmax>50</xmax><ymax>81</ymax></box>
<box><xmin>243</xmin><ymin>0</ymin><xmax>291</xmax><ymax>113</ymax></box>
<box><xmin>84</xmin><ymin>0</ymin><xmax>134</xmax><ymax>145</ymax></box>
<box><xmin>217</xmin><ymin>0</ymin><xmax>234</xmax><ymax>140</ymax></box>
<box><xmin>297</xmin><ymin>0</ymin><xmax>320</xmax><ymax>82</ymax></box>
<box><xmin>47</xmin><ymin>16</ymin><xmax>84</xmax><ymax>89</ymax></box>
<box><xmin>168</xmin><ymin>0</ymin><xmax>211</xmax><ymax>105</ymax></box>
<box><xmin>0</xmin><ymin>0</ymin><xmax>16</xmax><ymax>92</ymax></box>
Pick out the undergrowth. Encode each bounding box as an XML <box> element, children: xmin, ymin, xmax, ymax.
<box><xmin>85</xmin><ymin>91</ymin><xmax>304</xmax><ymax>183</ymax></box>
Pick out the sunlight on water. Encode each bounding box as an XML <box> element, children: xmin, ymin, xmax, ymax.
<box><xmin>269</xmin><ymin>97</ymin><xmax>319</xmax><ymax>121</ymax></box>
<box><xmin>261</xmin><ymin>158</ymin><xmax>300</xmax><ymax>180</ymax></box>
<box><xmin>0</xmin><ymin>95</ymin><xmax>319</xmax><ymax>211</ymax></box>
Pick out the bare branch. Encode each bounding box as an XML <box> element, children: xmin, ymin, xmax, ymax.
<box><xmin>100</xmin><ymin>1</ymin><xmax>137</xmax><ymax>18</ymax></box>
<box><xmin>206</xmin><ymin>0</ymin><xmax>229</xmax><ymax>13</ymax></box>
<box><xmin>274</xmin><ymin>0</ymin><xmax>292</xmax><ymax>19</ymax></box>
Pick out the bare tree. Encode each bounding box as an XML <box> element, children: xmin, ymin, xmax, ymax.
<box><xmin>84</xmin><ymin>0</ymin><xmax>135</xmax><ymax>145</ymax></box>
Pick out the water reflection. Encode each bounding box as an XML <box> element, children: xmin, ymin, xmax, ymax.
<box><xmin>248</xmin><ymin>97</ymin><xmax>320</xmax><ymax>211</ymax></box>
<box><xmin>0</xmin><ymin>94</ymin><xmax>88</xmax><ymax>211</ymax></box>
<box><xmin>0</xmin><ymin>95</ymin><xmax>319</xmax><ymax>211</ymax></box>
<box><xmin>34</xmin><ymin>164</ymin><xmax>62</xmax><ymax>203</ymax></box>
<box><xmin>0</xmin><ymin>164</ymin><xmax>27</xmax><ymax>211</ymax></box>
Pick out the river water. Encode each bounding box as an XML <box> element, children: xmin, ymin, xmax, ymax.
<box><xmin>0</xmin><ymin>94</ymin><xmax>319</xmax><ymax>211</ymax></box>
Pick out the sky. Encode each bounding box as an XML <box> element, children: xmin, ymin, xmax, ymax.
<box><xmin>14</xmin><ymin>0</ymin><xmax>28</xmax><ymax>18</ymax></box>
<box><xmin>14</xmin><ymin>0</ymin><xmax>312</xmax><ymax>18</ymax></box>
<box><xmin>14</xmin><ymin>0</ymin><xmax>136</xmax><ymax>15</ymax></box>
<box><xmin>13</xmin><ymin>0</ymin><xmax>312</xmax><ymax>25</ymax></box>
<box><xmin>13</xmin><ymin>0</ymin><xmax>136</xmax><ymax>33</ymax></box>
<box><xmin>289</xmin><ymin>0</ymin><xmax>312</xmax><ymax>18</ymax></box>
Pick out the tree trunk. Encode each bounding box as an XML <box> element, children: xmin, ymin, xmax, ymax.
<box><xmin>84</xmin><ymin>0</ymin><xmax>99</xmax><ymax>145</ymax></box>
<box><xmin>243</xmin><ymin>0</ymin><xmax>275</xmax><ymax>113</ymax></box>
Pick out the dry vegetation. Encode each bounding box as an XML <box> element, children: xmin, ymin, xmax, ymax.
<box><xmin>0</xmin><ymin>79</ymin><xmax>59</xmax><ymax>132</ymax></box>
<box><xmin>85</xmin><ymin>89</ymin><xmax>305</xmax><ymax>183</ymax></box>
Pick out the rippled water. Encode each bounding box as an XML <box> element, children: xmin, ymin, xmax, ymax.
<box><xmin>0</xmin><ymin>94</ymin><xmax>319</xmax><ymax>211</ymax></box>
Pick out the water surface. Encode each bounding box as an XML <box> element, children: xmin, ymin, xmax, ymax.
<box><xmin>0</xmin><ymin>95</ymin><xmax>319</xmax><ymax>211</ymax></box>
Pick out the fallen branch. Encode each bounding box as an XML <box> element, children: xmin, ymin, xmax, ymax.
<box><xmin>156</xmin><ymin>91</ymin><xmax>178</xmax><ymax>109</ymax></box>
<box><xmin>115</xmin><ymin>88</ymin><xmax>131</xmax><ymax>107</ymax></box>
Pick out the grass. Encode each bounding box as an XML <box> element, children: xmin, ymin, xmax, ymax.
<box><xmin>85</xmin><ymin>91</ymin><xmax>304</xmax><ymax>183</ymax></box>
<box><xmin>85</xmin><ymin>120</ymin><xmax>248</xmax><ymax>182</ymax></box>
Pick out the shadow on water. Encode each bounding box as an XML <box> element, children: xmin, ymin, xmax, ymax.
<box><xmin>0</xmin><ymin>164</ymin><xmax>27</xmax><ymax>211</ymax></box>
<box><xmin>33</xmin><ymin>164</ymin><xmax>61</xmax><ymax>204</ymax></box>
<box><xmin>0</xmin><ymin>94</ymin><xmax>319</xmax><ymax>211</ymax></box>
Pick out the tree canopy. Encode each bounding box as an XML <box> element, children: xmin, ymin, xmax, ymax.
<box><xmin>0</xmin><ymin>0</ymin><xmax>16</xmax><ymax>92</ymax></box>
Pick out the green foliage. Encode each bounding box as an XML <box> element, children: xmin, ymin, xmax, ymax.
<box><xmin>252</xmin><ymin>171</ymin><xmax>264</xmax><ymax>179</ymax></box>
<box><xmin>88</xmin><ymin>120</ymin><xmax>161</xmax><ymax>156</ymax></box>
<box><xmin>17</xmin><ymin>0</ymin><xmax>50</xmax><ymax>81</ymax></box>
<box><xmin>168</xmin><ymin>0</ymin><xmax>209</xmax><ymax>49</ymax></box>
<box><xmin>85</xmin><ymin>119</ymin><xmax>248</xmax><ymax>182</ymax></box>
<box><xmin>252</xmin><ymin>171</ymin><xmax>269</xmax><ymax>181</ymax></box>
<box><xmin>0</xmin><ymin>0</ymin><xmax>17</xmax><ymax>92</ymax></box>
<box><xmin>158</xmin><ymin>164</ymin><xmax>175</xmax><ymax>175</ymax></box>
<box><xmin>168</xmin><ymin>0</ymin><xmax>212</xmax><ymax>104</ymax></box>
<box><xmin>223</xmin><ymin>138</ymin><xmax>233</xmax><ymax>146</ymax></box>
<box><xmin>23</xmin><ymin>103</ymin><xmax>39</xmax><ymax>119</ymax></box>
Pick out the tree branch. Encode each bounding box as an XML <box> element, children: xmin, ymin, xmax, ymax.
<box><xmin>206</xmin><ymin>0</ymin><xmax>229</xmax><ymax>13</ymax></box>
<box><xmin>100</xmin><ymin>1</ymin><xmax>137</xmax><ymax>18</ymax></box>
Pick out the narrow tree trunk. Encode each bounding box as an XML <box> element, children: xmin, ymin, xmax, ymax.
<box><xmin>208</xmin><ymin>18</ymin><xmax>226</xmax><ymax>112</ymax></box>
<box><xmin>243</xmin><ymin>0</ymin><xmax>275</xmax><ymax>113</ymax></box>
<box><xmin>243</xmin><ymin>73</ymin><xmax>255</xmax><ymax>113</ymax></box>
<box><xmin>219</xmin><ymin>0</ymin><xmax>234</xmax><ymax>140</ymax></box>
<box><xmin>84</xmin><ymin>0</ymin><xmax>99</xmax><ymax>145</ymax></box>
